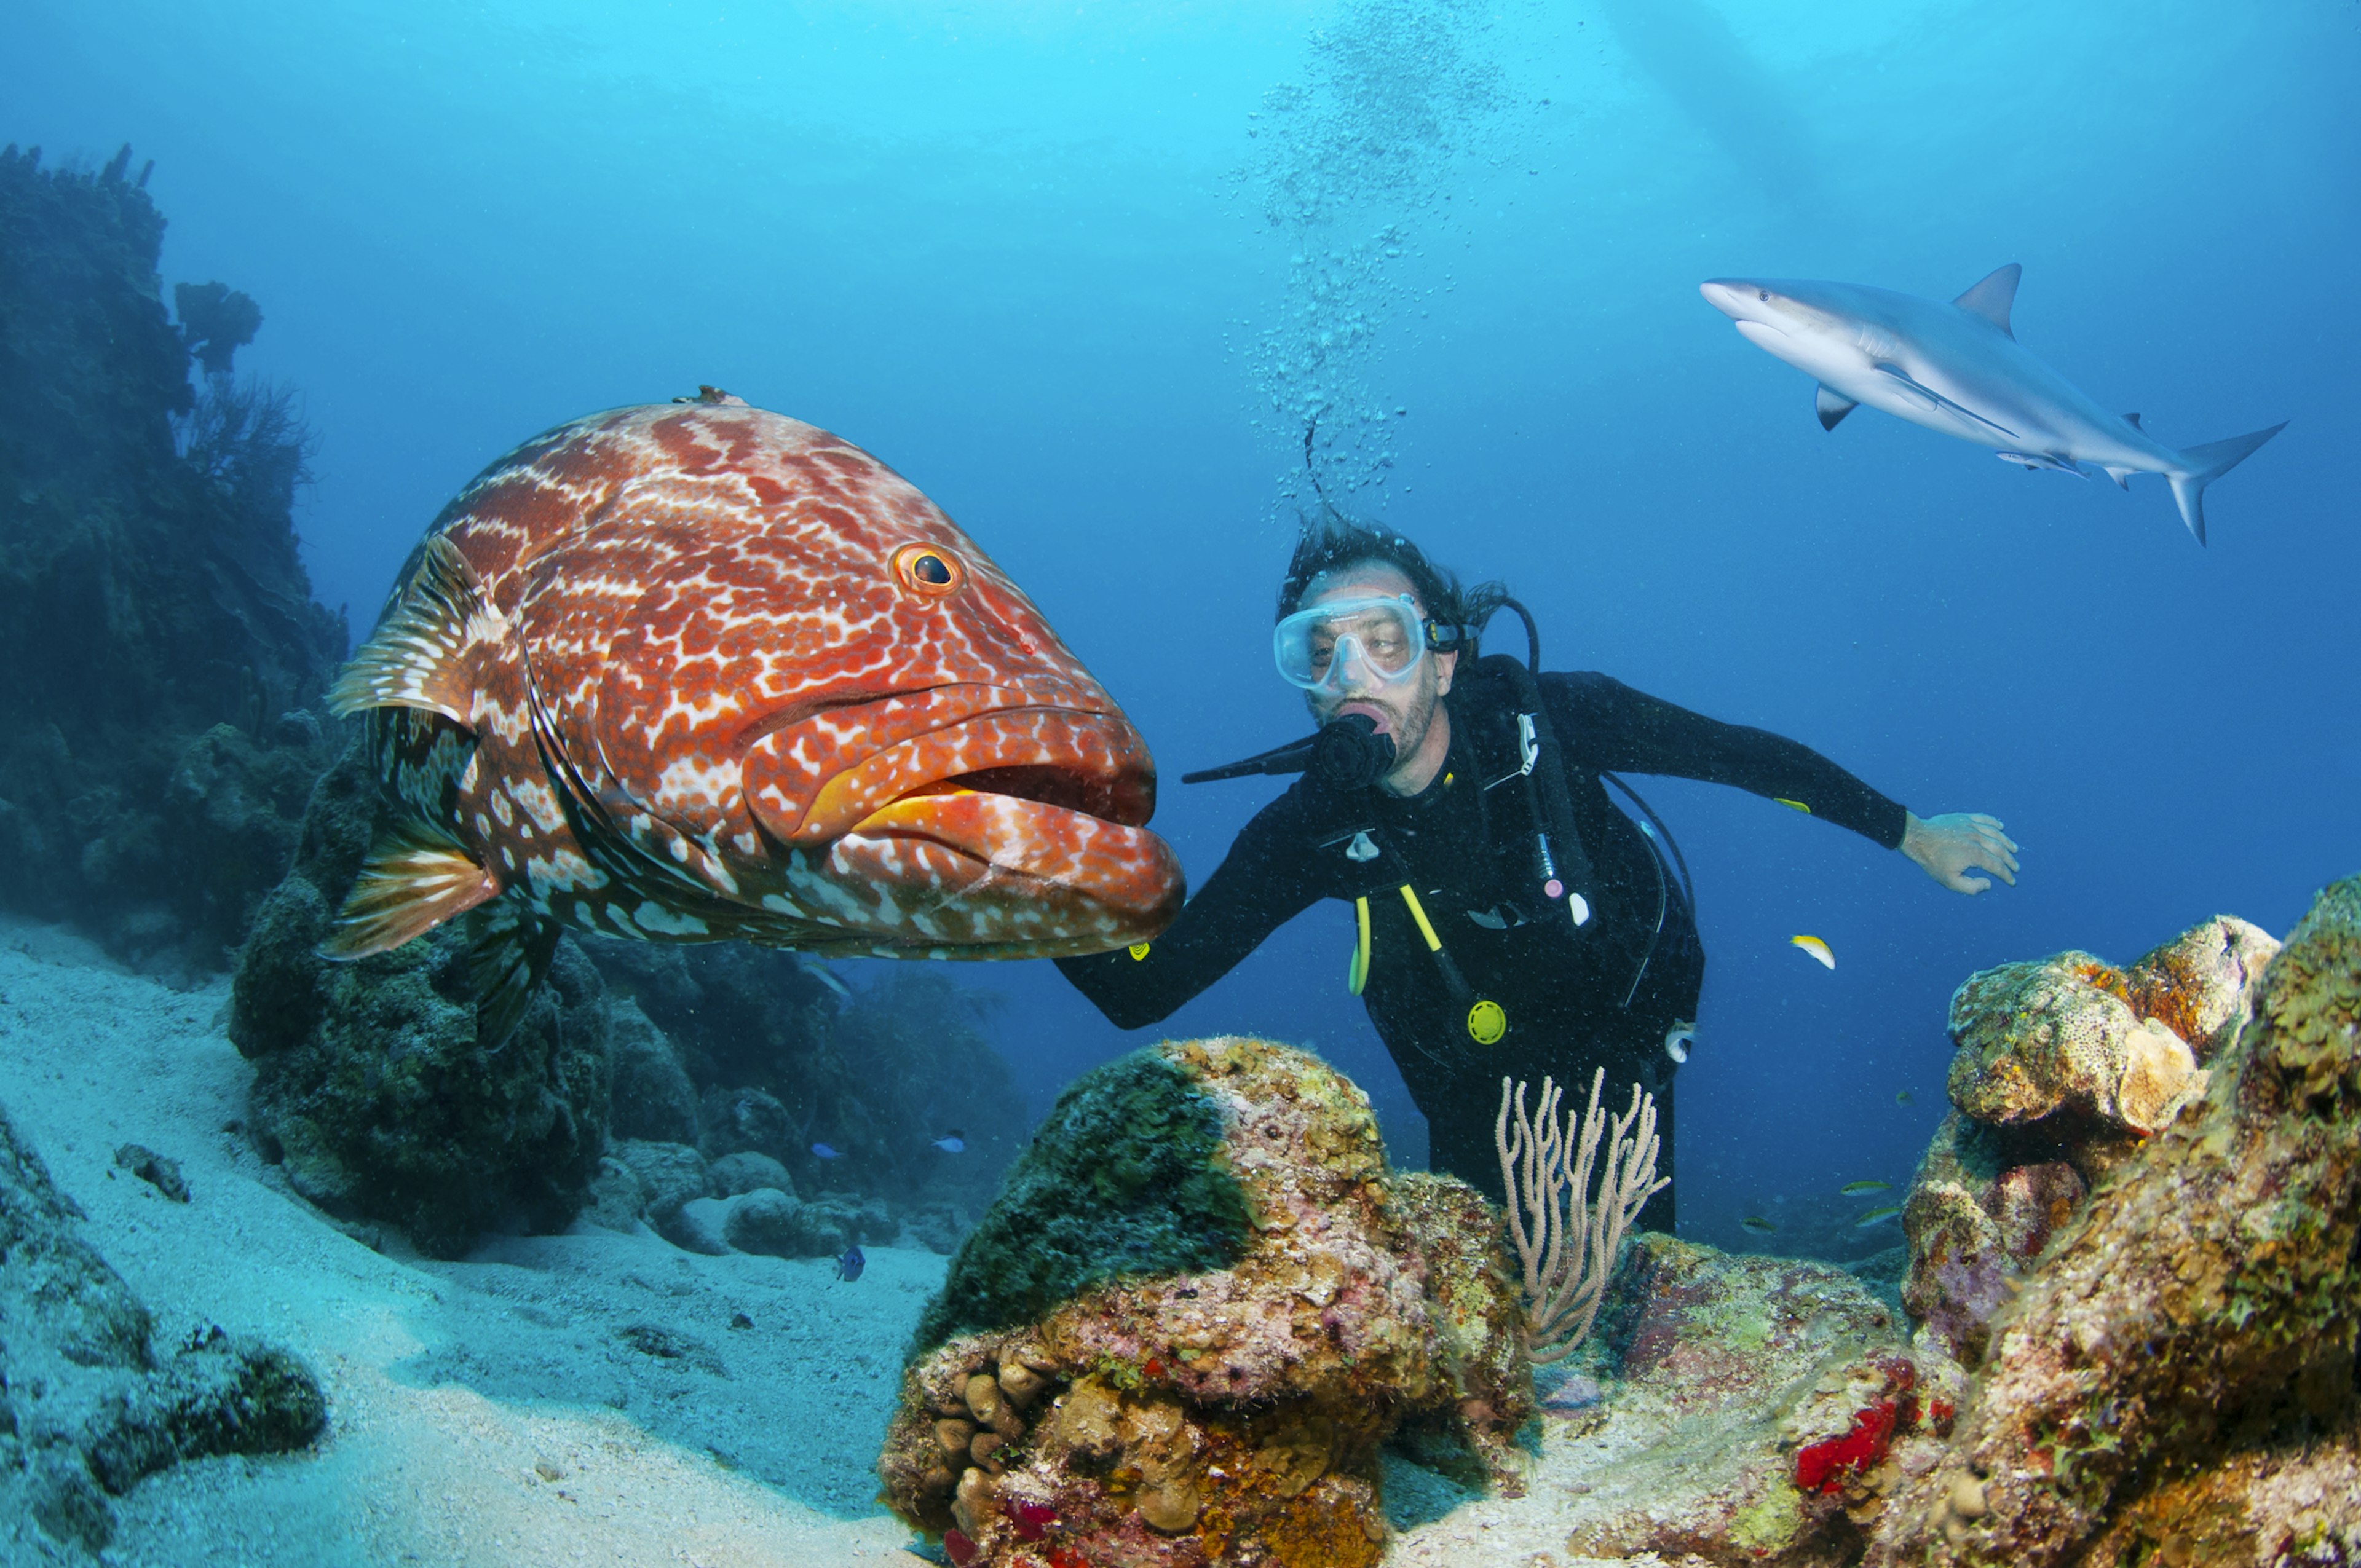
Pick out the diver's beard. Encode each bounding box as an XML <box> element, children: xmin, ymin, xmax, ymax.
<box><xmin>1311</xmin><ymin>680</ymin><xmax>1437</xmax><ymax>770</ymax></box>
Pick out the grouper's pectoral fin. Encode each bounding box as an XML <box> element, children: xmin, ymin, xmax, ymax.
<box><xmin>325</xmin><ymin>534</ymin><xmax>505</xmax><ymax>727</ymax></box>
<box><xmin>322</xmin><ymin>817</ymin><xmax>503</xmax><ymax>959</ymax></box>
<box><xmin>464</xmin><ymin>900</ymin><xmax>561</xmax><ymax>1053</ymax></box>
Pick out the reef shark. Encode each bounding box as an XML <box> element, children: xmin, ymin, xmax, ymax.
<box><xmin>1700</xmin><ymin>265</ymin><xmax>2285</xmax><ymax>544</ymax></box>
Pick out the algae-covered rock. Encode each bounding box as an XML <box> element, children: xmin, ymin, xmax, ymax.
<box><xmin>1867</xmin><ymin>878</ymin><xmax>2361</xmax><ymax>1566</ymax></box>
<box><xmin>0</xmin><ymin>1098</ymin><xmax>326</xmax><ymax>1553</ymax></box>
<box><xmin>908</xmin><ymin>1047</ymin><xmax>1252</xmax><ymax>1357</ymax></box>
<box><xmin>876</xmin><ymin>1037</ymin><xmax>1531</xmax><ymax>1566</ymax></box>
<box><xmin>227</xmin><ymin>740</ymin><xmax>613</xmax><ymax>1257</ymax></box>
<box><xmin>607</xmin><ymin>998</ymin><xmax>698</xmax><ymax>1146</ymax></box>
<box><xmin>1546</xmin><ymin>1233</ymin><xmax>1945</xmax><ymax>1566</ymax></box>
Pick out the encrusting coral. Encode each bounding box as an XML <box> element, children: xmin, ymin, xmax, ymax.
<box><xmin>1868</xmin><ymin>879</ymin><xmax>2361</xmax><ymax>1565</ymax></box>
<box><xmin>877</xmin><ymin>1037</ymin><xmax>1530</xmax><ymax>1567</ymax></box>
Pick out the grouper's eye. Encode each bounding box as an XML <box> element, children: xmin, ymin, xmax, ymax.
<box><xmin>892</xmin><ymin>543</ymin><xmax>965</xmax><ymax>597</ymax></box>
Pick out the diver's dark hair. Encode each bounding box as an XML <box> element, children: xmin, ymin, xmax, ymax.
<box><xmin>1277</xmin><ymin>516</ymin><xmax>1508</xmax><ymax>658</ymax></box>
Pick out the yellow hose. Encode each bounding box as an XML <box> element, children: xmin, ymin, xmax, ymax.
<box><xmin>1347</xmin><ymin>896</ymin><xmax>1370</xmax><ymax>996</ymax></box>
<box><xmin>1397</xmin><ymin>884</ymin><xmax>1443</xmax><ymax>951</ymax></box>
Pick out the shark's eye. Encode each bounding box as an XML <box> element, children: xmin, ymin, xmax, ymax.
<box><xmin>1757</xmin><ymin>290</ymin><xmax>1770</xmax><ymax>302</ymax></box>
<box><xmin>892</xmin><ymin>543</ymin><xmax>965</xmax><ymax>597</ymax></box>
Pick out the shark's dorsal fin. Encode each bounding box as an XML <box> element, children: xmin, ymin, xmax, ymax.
<box><xmin>1953</xmin><ymin>264</ymin><xmax>2022</xmax><ymax>338</ymax></box>
<box><xmin>325</xmin><ymin>534</ymin><xmax>504</xmax><ymax>728</ymax></box>
<box><xmin>1815</xmin><ymin>384</ymin><xmax>1857</xmax><ymax>431</ymax></box>
<box><xmin>2122</xmin><ymin>411</ymin><xmax>2143</xmax><ymax>429</ymax></box>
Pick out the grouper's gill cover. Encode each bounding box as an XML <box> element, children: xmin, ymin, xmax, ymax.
<box><xmin>323</xmin><ymin>396</ymin><xmax>1184</xmax><ymax>1039</ymax></box>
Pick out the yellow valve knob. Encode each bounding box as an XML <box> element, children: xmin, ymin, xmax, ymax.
<box><xmin>1466</xmin><ymin>999</ymin><xmax>1507</xmax><ymax>1045</ymax></box>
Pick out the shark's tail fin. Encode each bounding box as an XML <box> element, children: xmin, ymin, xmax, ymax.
<box><xmin>2167</xmin><ymin>422</ymin><xmax>2287</xmax><ymax>545</ymax></box>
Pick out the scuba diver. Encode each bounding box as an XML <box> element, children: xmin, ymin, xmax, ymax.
<box><xmin>1055</xmin><ymin>518</ymin><xmax>2019</xmax><ymax>1230</ymax></box>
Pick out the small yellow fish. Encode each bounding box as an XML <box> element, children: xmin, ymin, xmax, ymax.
<box><xmin>1856</xmin><ymin>1205</ymin><xmax>1904</xmax><ymax>1229</ymax></box>
<box><xmin>1840</xmin><ymin>1180</ymin><xmax>1891</xmax><ymax>1197</ymax></box>
<box><xmin>1896</xmin><ymin>1089</ymin><xmax>1915</xmax><ymax>1106</ymax></box>
<box><xmin>1789</xmin><ymin>934</ymin><xmax>1835</xmax><ymax>969</ymax></box>
<box><xmin>1741</xmin><ymin>1216</ymin><xmax>1776</xmax><ymax>1234</ymax></box>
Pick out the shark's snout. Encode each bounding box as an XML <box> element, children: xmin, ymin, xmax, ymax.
<box><xmin>1700</xmin><ymin>279</ymin><xmax>1766</xmax><ymax>321</ymax></box>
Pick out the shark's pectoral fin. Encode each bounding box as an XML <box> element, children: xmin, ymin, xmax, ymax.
<box><xmin>2103</xmin><ymin>465</ymin><xmax>2137</xmax><ymax>490</ymax></box>
<box><xmin>1872</xmin><ymin>363</ymin><xmax>2019</xmax><ymax>441</ymax></box>
<box><xmin>1814</xmin><ymin>385</ymin><xmax>1857</xmax><ymax>431</ymax></box>
<box><xmin>2122</xmin><ymin>412</ymin><xmax>2143</xmax><ymax>430</ymax></box>
<box><xmin>1953</xmin><ymin>264</ymin><xmax>2022</xmax><ymax>338</ymax></box>
<box><xmin>1995</xmin><ymin>451</ymin><xmax>2088</xmax><ymax>478</ymax></box>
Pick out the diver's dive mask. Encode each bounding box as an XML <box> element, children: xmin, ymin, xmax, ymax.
<box><xmin>1274</xmin><ymin>593</ymin><xmax>1449</xmax><ymax>694</ymax></box>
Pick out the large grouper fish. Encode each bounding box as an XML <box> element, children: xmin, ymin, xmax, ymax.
<box><xmin>324</xmin><ymin>390</ymin><xmax>1184</xmax><ymax>1039</ymax></box>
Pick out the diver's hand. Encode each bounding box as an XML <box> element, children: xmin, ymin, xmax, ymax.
<box><xmin>1902</xmin><ymin>811</ymin><xmax>2019</xmax><ymax>894</ymax></box>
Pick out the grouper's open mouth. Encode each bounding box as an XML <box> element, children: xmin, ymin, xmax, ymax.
<box><xmin>743</xmin><ymin>691</ymin><xmax>1185</xmax><ymax>953</ymax></box>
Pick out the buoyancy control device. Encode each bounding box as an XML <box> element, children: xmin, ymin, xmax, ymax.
<box><xmin>1185</xmin><ymin>599</ymin><xmax>1695</xmax><ymax>1039</ymax></box>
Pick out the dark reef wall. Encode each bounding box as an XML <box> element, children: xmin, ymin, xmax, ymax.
<box><xmin>0</xmin><ymin>143</ymin><xmax>345</xmax><ymax>973</ymax></box>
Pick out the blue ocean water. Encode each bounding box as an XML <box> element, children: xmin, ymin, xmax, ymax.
<box><xmin>10</xmin><ymin>0</ymin><xmax>2357</xmax><ymax>1251</ymax></box>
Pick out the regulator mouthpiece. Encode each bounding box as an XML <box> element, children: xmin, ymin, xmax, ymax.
<box><xmin>1313</xmin><ymin>714</ymin><xmax>1397</xmax><ymax>790</ymax></box>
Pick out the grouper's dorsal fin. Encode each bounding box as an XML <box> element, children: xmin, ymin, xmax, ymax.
<box><xmin>320</xmin><ymin>816</ymin><xmax>503</xmax><ymax>959</ymax></box>
<box><xmin>326</xmin><ymin>534</ymin><xmax>505</xmax><ymax>728</ymax></box>
<box><xmin>464</xmin><ymin>900</ymin><xmax>561</xmax><ymax>1053</ymax></box>
<box><xmin>1953</xmin><ymin>263</ymin><xmax>2021</xmax><ymax>338</ymax></box>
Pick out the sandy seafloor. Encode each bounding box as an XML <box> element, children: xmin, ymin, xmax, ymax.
<box><xmin>0</xmin><ymin>921</ymin><xmax>1642</xmax><ymax>1568</ymax></box>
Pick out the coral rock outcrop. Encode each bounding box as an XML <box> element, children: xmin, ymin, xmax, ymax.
<box><xmin>876</xmin><ymin>1037</ymin><xmax>1530</xmax><ymax>1566</ymax></box>
<box><xmin>1869</xmin><ymin>880</ymin><xmax>2361</xmax><ymax>1566</ymax></box>
<box><xmin>1905</xmin><ymin>915</ymin><xmax>2277</xmax><ymax>1361</ymax></box>
<box><xmin>228</xmin><ymin>743</ymin><xmax>612</xmax><ymax>1256</ymax></box>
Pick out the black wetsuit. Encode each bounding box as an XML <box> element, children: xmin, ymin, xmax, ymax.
<box><xmin>1056</xmin><ymin>660</ymin><xmax>1907</xmax><ymax>1231</ymax></box>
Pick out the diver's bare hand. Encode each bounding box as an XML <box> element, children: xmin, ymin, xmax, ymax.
<box><xmin>1902</xmin><ymin>811</ymin><xmax>2019</xmax><ymax>895</ymax></box>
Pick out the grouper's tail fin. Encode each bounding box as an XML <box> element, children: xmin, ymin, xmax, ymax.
<box><xmin>2168</xmin><ymin>421</ymin><xmax>2287</xmax><ymax>545</ymax></box>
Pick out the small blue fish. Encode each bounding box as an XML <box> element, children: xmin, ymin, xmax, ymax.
<box><xmin>811</xmin><ymin>1143</ymin><xmax>840</xmax><ymax>1161</ymax></box>
<box><xmin>931</xmin><ymin>1130</ymin><xmax>967</xmax><ymax>1154</ymax></box>
<box><xmin>834</xmin><ymin>1245</ymin><xmax>865</xmax><ymax>1282</ymax></box>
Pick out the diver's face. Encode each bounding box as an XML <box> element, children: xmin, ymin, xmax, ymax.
<box><xmin>1296</xmin><ymin>565</ymin><xmax>1455</xmax><ymax>757</ymax></box>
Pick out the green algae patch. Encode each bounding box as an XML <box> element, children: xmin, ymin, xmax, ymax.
<box><xmin>908</xmin><ymin>1048</ymin><xmax>1252</xmax><ymax>1358</ymax></box>
<box><xmin>1728</xmin><ymin>1483</ymin><xmax>1806</xmax><ymax>1554</ymax></box>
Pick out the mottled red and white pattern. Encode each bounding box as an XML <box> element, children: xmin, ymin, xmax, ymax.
<box><xmin>344</xmin><ymin>400</ymin><xmax>1183</xmax><ymax>958</ymax></box>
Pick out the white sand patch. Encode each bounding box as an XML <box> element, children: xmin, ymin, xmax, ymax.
<box><xmin>0</xmin><ymin>921</ymin><xmax>934</xmax><ymax>1567</ymax></box>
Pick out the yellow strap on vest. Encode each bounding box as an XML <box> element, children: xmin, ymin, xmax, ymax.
<box><xmin>1396</xmin><ymin>884</ymin><xmax>1444</xmax><ymax>952</ymax></box>
<box><xmin>1347</xmin><ymin>896</ymin><xmax>1370</xmax><ymax>996</ymax></box>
